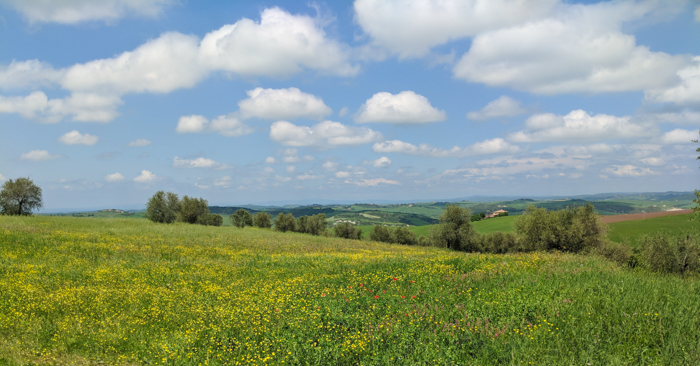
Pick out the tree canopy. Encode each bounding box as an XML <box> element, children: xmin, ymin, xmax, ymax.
<box><xmin>0</xmin><ymin>177</ymin><xmax>42</xmax><ymax>216</ymax></box>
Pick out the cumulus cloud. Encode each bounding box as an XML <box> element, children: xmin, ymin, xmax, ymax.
<box><xmin>603</xmin><ymin>165</ymin><xmax>658</xmax><ymax>177</ymax></box>
<box><xmin>335</xmin><ymin>171</ymin><xmax>350</xmax><ymax>178</ymax></box>
<box><xmin>238</xmin><ymin>87</ymin><xmax>332</xmax><ymax>120</ymax></box>
<box><xmin>176</xmin><ymin>114</ymin><xmax>253</xmax><ymax>137</ymax></box>
<box><xmin>467</xmin><ymin>95</ymin><xmax>528</xmax><ymax>121</ymax></box>
<box><xmin>58</xmin><ymin>130</ymin><xmax>98</xmax><ymax>146</ymax></box>
<box><xmin>354</xmin><ymin>0</ymin><xmax>557</xmax><ymax>58</ymax></box>
<box><xmin>172</xmin><ymin>157</ymin><xmax>229</xmax><ymax>170</ymax></box>
<box><xmin>296</xmin><ymin>173</ymin><xmax>324</xmax><ymax>180</ymax></box>
<box><xmin>355</xmin><ymin>91</ymin><xmax>446</xmax><ymax>124</ymax></box>
<box><xmin>373</xmin><ymin>137</ymin><xmax>519</xmax><ymax>158</ymax></box>
<box><xmin>0</xmin><ymin>174</ymin><xmax>5</xmax><ymax>181</ymax></box>
<box><xmin>645</xmin><ymin>57</ymin><xmax>700</xmax><ymax>106</ymax></box>
<box><xmin>128</xmin><ymin>139</ymin><xmax>152</xmax><ymax>147</ymax></box>
<box><xmin>431</xmin><ymin>155</ymin><xmax>588</xmax><ymax>182</ymax></box>
<box><xmin>105</xmin><ymin>173</ymin><xmax>124</xmax><ymax>182</ymax></box>
<box><xmin>213</xmin><ymin>176</ymin><xmax>233</xmax><ymax>188</ymax></box>
<box><xmin>199</xmin><ymin>7</ymin><xmax>357</xmax><ymax>77</ymax></box>
<box><xmin>265</xmin><ymin>157</ymin><xmax>277</xmax><ymax>164</ymax></box>
<box><xmin>453</xmin><ymin>1</ymin><xmax>689</xmax><ymax>94</ymax></box>
<box><xmin>348</xmin><ymin>178</ymin><xmax>400</xmax><ymax>187</ymax></box>
<box><xmin>0</xmin><ymin>91</ymin><xmax>121</xmax><ymax>123</ymax></box>
<box><xmin>0</xmin><ymin>60</ymin><xmax>63</xmax><ymax>90</ymax></box>
<box><xmin>660</xmin><ymin>128</ymin><xmax>698</xmax><ymax>144</ymax></box>
<box><xmin>641</xmin><ymin>157</ymin><xmax>665</xmax><ymax>166</ymax></box>
<box><xmin>3</xmin><ymin>0</ymin><xmax>177</xmax><ymax>24</ymax></box>
<box><xmin>270</xmin><ymin>120</ymin><xmax>383</xmax><ymax>148</ymax></box>
<box><xmin>133</xmin><ymin>170</ymin><xmax>158</xmax><ymax>183</ymax></box>
<box><xmin>20</xmin><ymin>150</ymin><xmax>60</xmax><ymax>161</ymax></box>
<box><xmin>322</xmin><ymin>161</ymin><xmax>338</xmax><ymax>171</ymax></box>
<box><xmin>508</xmin><ymin>110</ymin><xmax>653</xmax><ymax>143</ymax></box>
<box><xmin>372</xmin><ymin>156</ymin><xmax>391</xmax><ymax>168</ymax></box>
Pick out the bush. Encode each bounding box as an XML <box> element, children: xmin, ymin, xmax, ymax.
<box><xmin>177</xmin><ymin>196</ymin><xmax>209</xmax><ymax>224</ymax></box>
<box><xmin>253</xmin><ymin>212</ymin><xmax>272</xmax><ymax>228</ymax></box>
<box><xmin>593</xmin><ymin>240</ymin><xmax>633</xmax><ymax>267</ymax></box>
<box><xmin>306</xmin><ymin>214</ymin><xmax>328</xmax><ymax>236</ymax></box>
<box><xmin>497</xmin><ymin>211</ymin><xmax>509</xmax><ymax>217</ymax></box>
<box><xmin>429</xmin><ymin>204</ymin><xmax>475</xmax><ymax>251</ymax></box>
<box><xmin>146</xmin><ymin>191</ymin><xmax>179</xmax><ymax>224</ymax></box>
<box><xmin>230</xmin><ymin>209</ymin><xmax>253</xmax><ymax>228</ymax></box>
<box><xmin>295</xmin><ymin>216</ymin><xmax>309</xmax><ymax>234</ymax></box>
<box><xmin>514</xmin><ymin>203</ymin><xmax>606</xmax><ymax>253</ymax></box>
<box><xmin>470</xmin><ymin>213</ymin><xmax>482</xmax><ymax>222</ymax></box>
<box><xmin>392</xmin><ymin>227</ymin><xmax>417</xmax><ymax>245</ymax></box>
<box><xmin>197</xmin><ymin>213</ymin><xmax>223</xmax><ymax>227</ymax></box>
<box><xmin>640</xmin><ymin>232</ymin><xmax>700</xmax><ymax>277</ymax></box>
<box><xmin>369</xmin><ymin>225</ymin><xmax>392</xmax><ymax>243</ymax></box>
<box><xmin>274</xmin><ymin>213</ymin><xmax>296</xmax><ymax>232</ymax></box>
<box><xmin>480</xmin><ymin>231</ymin><xmax>520</xmax><ymax>254</ymax></box>
<box><xmin>334</xmin><ymin>222</ymin><xmax>363</xmax><ymax>240</ymax></box>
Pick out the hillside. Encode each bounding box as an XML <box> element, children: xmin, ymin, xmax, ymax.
<box><xmin>1</xmin><ymin>216</ymin><xmax>699</xmax><ymax>365</ymax></box>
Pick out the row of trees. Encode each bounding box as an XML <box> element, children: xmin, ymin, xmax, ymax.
<box><xmin>146</xmin><ymin>191</ymin><xmax>222</xmax><ymax>226</ymax></box>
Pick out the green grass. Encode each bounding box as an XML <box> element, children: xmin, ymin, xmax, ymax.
<box><xmin>2</xmin><ymin>216</ymin><xmax>700</xmax><ymax>365</ymax></box>
<box><xmin>607</xmin><ymin>213</ymin><xmax>698</xmax><ymax>246</ymax></box>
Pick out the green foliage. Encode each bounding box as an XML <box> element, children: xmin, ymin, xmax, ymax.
<box><xmin>392</xmin><ymin>226</ymin><xmax>417</xmax><ymax>245</ymax></box>
<box><xmin>305</xmin><ymin>214</ymin><xmax>328</xmax><ymax>236</ymax></box>
<box><xmin>640</xmin><ymin>232</ymin><xmax>700</xmax><ymax>276</ymax></box>
<box><xmin>274</xmin><ymin>212</ymin><xmax>296</xmax><ymax>232</ymax></box>
<box><xmin>369</xmin><ymin>225</ymin><xmax>392</xmax><ymax>243</ymax></box>
<box><xmin>514</xmin><ymin>204</ymin><xmax>606</xmax><ymax>253</ymax></box>
<box><xmin>295</xmin><ymin>215</ymin><xmax>308</xmax><ymax>233</ymax></box>
<box><xmin>429</xmin><ymin>204</ymin><xmax>475</xmax><ymax>251</ymax></box>
<box><xmin>497</xmin><ymin>211</ymin><xmax>509</xmax><ymax>217</ymax></box>
<box><xmin>470</xmin><ymin>213</ymin><xmax>482</xmax><ymax>222</ymax></box>
<box><xmin>253</xmin><ymin>211</ymin><xmax>272</xmax><ymax>228</ymax></box>
<box><xmin>333</xmin><ymin>222</ymin><xmax>363</xmax><ymax>240</ymax></box>
<box><xmin>177</xmin><ymin>196</ymin><xmax>209</xmax><ymax>224</ymax></box>
<box><xmin>197</xmin><ymin>213</ymin><xmax>223</xmax><ymax>227</ymax></box>
<box><xmin>230</xmin><ymin>209</ymin><xmax>253</xmax><ymax>228</ymax></box>
<box><xmin>145</xmin><ymin>191</ymin><xmax>179</xmax><ymax>224</ymax></box>
<box><xmin>593</xmin><ymin>240</ymin><xmax>634</xmax><ymax>267</ymax></box>
<box><xmin>0</xmin><ymin>177</ymin><xmax>42</xmax><ymax>216</ymax></box>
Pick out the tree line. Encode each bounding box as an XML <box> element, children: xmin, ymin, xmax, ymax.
<box><xmin>146</xmin><ymin>191</ymin><xmax>223</xmax><ymax>226</ymax></box>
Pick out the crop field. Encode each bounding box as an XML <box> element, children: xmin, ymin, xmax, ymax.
<box><xmin>607</xmin><ymin>214</ymin><xmax>698</xmax><ymax>246</ymax></box>
<box><xmin>2</xmin><ymin>216</ymin><xmax>700</xmax><ymax>365</ymax></box>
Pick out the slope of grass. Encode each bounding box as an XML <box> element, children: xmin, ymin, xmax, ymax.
<box><xmin>607</xmin><ymin>213</ymin><xmax>698</xmax><ymax>246</ymax></box>
<box><xmin>1</xmin><ymin>216</ymin><xmax>699</xmax><ymax>365</ymax></box>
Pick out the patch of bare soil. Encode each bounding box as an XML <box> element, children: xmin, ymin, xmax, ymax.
<box><xmin>601</xmin><ymin>209</ymin><xmax>694</xmax><ymax>224</ymax></box>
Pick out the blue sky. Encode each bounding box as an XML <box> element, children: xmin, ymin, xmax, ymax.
<box><xmin>1</xmin><ymin>0</ymin><xmax>699</xmax><ymax>210</ymax></box>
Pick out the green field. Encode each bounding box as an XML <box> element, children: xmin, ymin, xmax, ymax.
<box><xmin>607</xmin><ymin>214</ymin><xmax>698</xmax><ymax>246</ymax></box>
<box><xmin>2</xmin><ymin>216</ymin><xmax>700</xmax><ymax>365</ymax></box>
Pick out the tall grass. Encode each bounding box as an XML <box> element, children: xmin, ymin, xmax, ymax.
<box><xmin>1</xmin><ymin>216</ymin><xmax>699</xmax><ymax>365</ymax></box>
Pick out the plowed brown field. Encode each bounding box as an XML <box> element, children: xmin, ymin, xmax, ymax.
<box><xmin>601</xmin><ymin>209</ymin><xmax>693</xmax><ymax>224</ymax></box>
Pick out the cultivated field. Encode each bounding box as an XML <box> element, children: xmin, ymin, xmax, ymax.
<box><xmin>1</xmin><ymin>216</ymin><xmax>699</xmax><ymax>365</ymax></box>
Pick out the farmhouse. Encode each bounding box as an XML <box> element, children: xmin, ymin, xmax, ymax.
<box><xmin>485</xmin><ymin>209</ymin><xmax>508</xmax><ymax>218</ymax></box>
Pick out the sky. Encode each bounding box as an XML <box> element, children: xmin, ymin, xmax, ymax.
<box><xmin>1</xmin><ymin>0</ymin><xmax>699</xmax><ymax>210</ymax></box>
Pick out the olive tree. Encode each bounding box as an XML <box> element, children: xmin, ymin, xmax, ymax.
<box><xmin>230</xmin><ymin>209</ymin><xmax>253</xmax><ymax>228</ymax></box>
<box><xmin>274</xmin><ymin>213</ymin><xmax>296</xmax><ymax>232</ymax></box>
<box><xmin>253</xmin><ymin>212</ymin><xmax>272</xmax><ymax>228</ymax></box>
<box><xmin>429</xmin><ymin>204</ymin><xmax>475</xmax><ymax>251</ymax></box>
<box><xmin>177</xmin><ymin>196</ymin><xmax>209</xmax><ymax>224</ymax></box>
<box><xmin>0</xmin><ymin>177</ymin><xmax>42</xmax><ymax>216</ymax></box>
<box><xmin>145</xmin><ymin>191</ymin><xmax>179</xmax><ymax>223</ymax></box>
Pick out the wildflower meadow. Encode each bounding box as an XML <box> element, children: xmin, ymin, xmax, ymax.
<box><xmin>1</xmin><ymin>216</ymin><xmax>699</xmax><ymax>365</ymax></box>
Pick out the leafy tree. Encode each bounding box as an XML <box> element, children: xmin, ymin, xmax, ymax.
<box><xmin>253</xmin><ymin>212</ymin><xmax>272</xmax><ymax>228</ymax></box>
<box><xmin>197</xmin><ymin>213</ymin><xmax>223</xmax><ymax>226</ymax></box>
<box><xmin>295</xmin><ymin>215</ymin><xmax>309</xmax><ymax>233</ymax></box>
<box><xmin>470</xmin><ymin>213</ymin><xmax>482</xmax><ymax>222</ymax></box>
<box><xmin>497</xmin><ymin>211</ymin><xmax>509</xmax><ymax>217</ymax></box>
<box><xmin>429</xmin><ymin>204</ymin><xmax>475</xmax><ymax>251</ymax></box>
<box><xmin>177</xmin><ymin>196</ymin><xmax>209</xmax><ymax>224</ymax></box>
<box><xmin>641</xmin><ymin>232</ymin><xmax>699</xmax><ymax>277</ymax></box>
<box><xmin>392</xmin><ymin>226</ymin><xmax>417</xmax><ymax>245</ymax></box>
<box><xmin>306</xmin><ymin>214</ymin><xmax>328</xmax><ymax>236</ymax></box>
<box><xmin>514</xmin><ymin>204</ymin><xmax>606</xmax><ymax>253</ymax></box>
<box><xmin>334</xmin><ymin>222</ymin><xmax>363</xmax><ymax>240</ymax></box>
<box><xmin>0</xmin><ymin>177</ymin><xmax>42</xmax><ymax>216</ymax></box>
<box><xmin>369</xmin><ymin>225</ymin><xmax>392</xmax><ymax>243</ymax></box>
<box><xmin>274</xmin><ymin>212</ymin><xmax>296</xmax><ymax>232</ymax></box>
<box><xmin>230</xmin><ymin>209</ymin><xmax>253</xmax><ymax>228</ymax></box>
<box><xmin>145</xmin><ymin>191</ymin><xmax>179</xmax><ymax>223</ymax></box>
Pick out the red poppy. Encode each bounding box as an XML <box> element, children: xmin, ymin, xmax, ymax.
<box><xmin>393</xmin><ymin>278</ymin><xmax>397</xmax><ymax>281</ymax></box>
<box><xmin>375</xmin><ymin>295</ymin><xmax>379</xmax><ymax>299</ymax></box>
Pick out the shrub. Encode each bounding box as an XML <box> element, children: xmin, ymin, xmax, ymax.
<box><xmin>429</xmin><ymin>204</ymin><xmax>475</xmax><ymax>251</ymax></box>
<box><xmin>334</xmin><ymin>222</ymin><xmax>363</xmax><ymax>240</ymax></box>
<box><xmin>594</xmin><ymin>240</ymin><xmax>633</xmax><ymax>267</ymax></box>
<box><xmin>470</xmin><ymin>213</ymin><xmax>482</xmax><ymax>222</ymax></box>
<box><xmin>253</xmin><ymin>212</ymin><xmax>272</xmax><ymax>228</ymax></box>
<box><xmin>274</xmin><ymin>213</ymin><xmax>296</xmax><ymax>232</ymax></box>
<box><xmin>369</xmin><ymin>225</ymin><xmax>392</xmax><ymax>243</ymax></box>
<box><xmin>497</xmin><ymin>211</ymin><xmax>509</xmax><ymax>217</ymax></box>
<box><xmin>640</xmin><ymin>232</ymin><xmax>700</xmax><ymax>277</ymax></box>
<box><xmin>481</xmin><ymin>231</ymin><xmax>520</xmax><ymax>254</ymax></box>
<box><xmin>392</xmin><ymin>227</ymin><xmax>417</xmax><ymax>245</ymax></box>
<box><xmin>197</xmin><ymin>213</ymin><xmax>223</xmax><ymax>227</ymax></box>
<box><xmin>295</xmin><ymin>216</ymin><xmax>309</xmax><ymax>234</ymax></box>
<box><xmin>306</xmin><ymin>214</ymin><xmax>328</xmax><ymax>236</ymax></box>
<box><xmin>514</xmin><ymin>203</ymin><xmax>606</xmax><ymax>253</ymax></box>
<box><xmin>230</xmin><ymin>209</ymin><xmax>253</xmax><ymax>228</ymax></box>
<box><xmin>146</xmin><ymin>191</ymin><xmax>179</xmax><ymax>224</ymax></box>
<box><xmin>177</xmin><ymin>196</ymin><xmax>209</xmax><ymax>224</ymax></box>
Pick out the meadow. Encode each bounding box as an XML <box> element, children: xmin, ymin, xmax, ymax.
<box><xmin>1</xmin><ymin>216</ymin><xmax>699</xmax><ymax>365</ymax></box>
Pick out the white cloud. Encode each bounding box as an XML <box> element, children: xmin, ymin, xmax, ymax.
<box><xmin>263</xmin><ymin>167</ymin><xmax>274</xmax><ymax>174</ymax></box>
<box><xmin>199</xmin><ymin>7</ymin><xmax>357</xmax><ymax>77</ymax></box>
<box><xmin>270</xmin><ymin>120</ymin><xmax>383</xmax><ymax>148</ymax></box>
<box><xmin>323</xmin><ymin>161</ymin><xmax>338</xmax><ymax>171</ymax></box>
<box><xmin>355</xmin><ymin>91</ymin><xmax>446</xmax><ymax>124</ymax></box>
<box><xmin>508</xmin><ymin>110</ymin><xmax>653</xmax><ymax>143</ymax></box>
<box><xmin>373</xmin><ymin>137</ymin><xmax>518</xmax><ymax>158</ymax></box>
<box><xmin>649</xmin><ymin>110</ymin><xmax>700</xmax><ymax>125</ymax></box>
<box><xmin>176</xmin><ymin>114</ymin><xmax>253</xmax><ymax>137</ymax></box>
<box><xmin>105</xmin><ymin>173</ymin><xmax>124</xmax><ymax>182</ymax></box>
<box><xmin>58</xmin><ymin>130</ymin><xmax>98</xmax><ymax>146</ymax></box>
<box><xmin>133</xmin><ymin>170</ymin><xmax>158</xmax><ymax>183</ymax></box>
<box><xmin>0</xmin><ymin>91</ymin><xmax>120</xmax><ymax>123</ymax></box>
<box><xmin>372</xmin><ymin>156</ymin><xmax>391</xmax><ymax>168</ymax></box>
<box><xmin>603</xmin><ymin>165</ymin><xmax>658</xmax><ymax>177</ymax></box>
<box><xmin>265</xmin><ymin>157</ymin><xmax>277</xmax><ymax>164</ymax></box>
<box><xmin>286</xmin><ymin>166</ymin><xmax>296</xmax><ymax>173</ymax></box>
<box><xmin>283</xmin><ymin>155</ymin><xmax>299</xmax><ymax>163</ymax></box>
<box><xmin>453</xmin><ymin>1</ymin><xmax>689</xmax><ymax>94</ymax></box>
<box><xmin>640</xmin><ymin>157</ymin><xmax>665</xmax><ymax>166</ymax></box>
<box><xmin>696</xmin><ymin>6</ymin><xmax>700</xmax><ymax>22</ymax></box>
<box><xmin>238</xmin><ymin>87</ymin><xmax>332</xmax><ymax>120</ymax></box>
<box><xmin>338</xmin><ymin>107</ymin><xmax>348</xmax><ymax>117</ymax></box>
<box><xmin>645</xmin><ymin>57</ymin><xmax>700</xmax><ymax>106</ymax></box>
<box><xmin>128</xmin><ymin>139</ymin><xmax>152</xmax><ymax>147</ymax></box>
<box><xmin>335</xmin><ymin>171</ymin><xmax>350</xmax><ymax>178</ymax></box>
<box><xmin>275</xmin><ymin>175</ymin><xmax>292</xmax><ymax>182</ymax></box>
<box><xmin>296</xmin><ymin>173</ymin><xmax>324</xmax><ymax>180</ymax></box>
<box><xmin>348</xmin><ymin>178</ymin><xmax>400</xmax><ymax>187</ymax></box>
<box><xmin>354</xmin><ymin>0</ymin><xmax>557</xmax><ymax>58</ymax></box>
<box><xmin>213</xmin><ymin>176</ymin><xmax>233</xmax><ymax>188</ymax></box>
<box><xmin>467</xmin><ymin>95</ymin><xmax>528</xmax><ymax>121</ymax></box>
<box><xmin>173</xmin><ymin>157</ymin><xmax>229</xmax><ymax>170</ymax></box>
<box><xmin>20</xmin><ymin>150</ymin><xmax>60</xmax><ymax>161</ymax></box>
<box><xmin>0</xmin><ymin>174</ymin><xmax>5</xmax><ymax>181</ymax></box>
<box><xmin>432</xmin><ymin>155</ymin><xmax>588</xmax><ymax>182</ymax></box>
<box><xmin>660</xmin><ymin>128</ymin><xmax>698</xmax><ymax>144</ymax></box>
<box><xmin>0</xmin><ymin>60</ymin><xmax>63</xmax><ymax>90</ymax></box>
<box><xmin>3</xmin><ymin>0</ymin><xmax>177</xmax><ymax>24</ymax></box>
